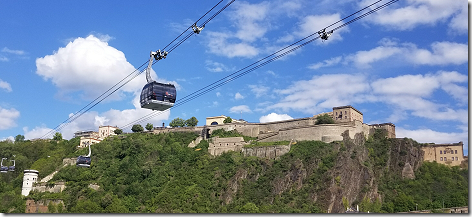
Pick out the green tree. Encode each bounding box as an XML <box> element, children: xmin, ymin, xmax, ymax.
<box><xmin>47</xmin><ymin>201</ymin><xmax>57</xmax><ymax>213</ymax></box>
<box><xmin>223</xmin><ymin>116</ymin><xmax>232</xmax><ymax>123</ymax></box>
<box><xmin>169</xmin><ymin>117</ymin><xmax>185</xmax><ymax>127</ymax></box>
<box><xmin>315</xmin><ymin>114</ymin><xmax>335</xmax><ymax>125</ymax></box>
<box><xmin>114</xmin><ymin>129</ymin><xmax>123</xmax><ymax>135</ymax></box>
<box><xmin>185</xmin><ymin>117</ymin><xmax>198</xmax><ymax>127</ymax></box>
<box><xmin>53</xmin><ymin>132</ymin><xmax>62</xmax><ymax>141</ymax></box>
<box><xmin>131</xmin><ymin>124</ymin><xmax>144</xmax><ymax>133</ymax></box>
<box><xmin>14</xmin><ymin>134</ymin><xmax>25</xmax><ymax>143</ymax></box>
<box><xmin>240</xmin><ymin>202</ymin><xmax>259</xmax><ymax>213</ymax></box>
<box><xmin>145</xmin><ymin>123</ymin><xmax>153</xmax><ymax>131</ymax></box>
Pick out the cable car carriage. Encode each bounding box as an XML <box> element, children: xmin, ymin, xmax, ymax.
<box><xmin>8</xmin><ymin>160</ymin><xmax>15</xmax><ymax>172</ymax></box>
<box><xmin>140</xmin><ymin>50</ymin><xmax>176</xmax><ymax>111</ymax></box>
<box><xmin>76</xmin><ymin>143</ymin><xmax>92</xmax><ymax>168</ymax></box>
<box><xmin>0</xmin><ymin>158</ymin><xmax>8</xmax><ymax>173</ymax></box>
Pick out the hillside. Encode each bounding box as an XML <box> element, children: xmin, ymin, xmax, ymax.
<box><xmin>0</xmin><ymin>129</ymin><xmax>468</xmax><ymax>213</ymax></box>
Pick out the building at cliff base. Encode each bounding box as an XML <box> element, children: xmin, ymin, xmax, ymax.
<box><xmin>422</xmin><ymin>142</ymin><xmax>465</xmax><ymax>167</ymax></box>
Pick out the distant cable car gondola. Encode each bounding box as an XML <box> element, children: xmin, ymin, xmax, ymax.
<box><xmin>8</xmin><ymin>159</ymin><xmax>15</xmax><ymax>172</ymax></box>
<box><xmin>140</xmin><ymin>50</ymin><xmax>176</xmax><ymax>111</ymax></box>
<box><xmin>0</xmin><ymin>158</ymin><xmax>8</xmax><ymax>173</ymax></box>
<box><xmin>76</xmin><ymin>143</ymin><xmax>92</xmax><ymax>168</ymax></box>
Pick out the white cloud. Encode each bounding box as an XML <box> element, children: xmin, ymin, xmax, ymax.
<box><xmin>36</xmin><ymin>35</ymin><xmax>177</xmax><ymax>101</ymax></box>
<box><xmin>295</xmin><ymin>14</ymin><xmax>348</xmax><ymax>45</ymax></box>
<box><xmin>396</xmin><ymin>127</ymin><xmax>467</xmax><ymax>147</ymax></box>
<box><xmin>448</xmin><ymin>3</ymin><xmax>467</xmax><ymax>34</ymax></box>
<box><xmin>268</xmin><ymin>74</ymin><xmax>370</xmax><ymax>114</ymax></box>
<box><xmin>216</xmin><ymin>92</ymin><xmax>221</xmax><ymax>97</ymax></box>
<box><xmin>229</xmin><ymin>105</ymin><xmax>252</xmax><ymax>113</ymax></box>
<box><xmin>2</xmin><ymin>47</ymin><xmax>25</xmax><ymax>55</ymax></box>
<box><xmin>204</xmin><ymin>0</ymin><xmax>303</xmax><ymax>58</ymax></box>
<box><xmin>205</xmin><ymin>60</ymin><xmax>232</xmax><ymax>72</ymax></box>
<box><xmin>230</xmin><ymin>1</ymin><xmax>271</xmax><ymax>42</ymax></box>
<box><xmin>361</xmin><ymin>0</ymin><xmax>465</xmax><ymax>33</ymax></box>
<box><xmin>248</xmin><ymin>84</ymin><xmax>270</xmax><ymax>98</ymax></box>
<box><xmin>308</xmin><ymin>56</ymin><xmax>342</xmax><ymax>70</ymax></box>
<box><xmin>0</xmin><ymin>56</ymin><xmax>8</xmax><ymax>62</ymax></box>
<box><xmin>0</xmin><ymin>79</ymin><xmax>12</xmax><ymax>92</ymax></box>
<box><xmin>314</xmin><ymin>40</ymin><xmax>468</xmax><ymax>69</ymax></box>
<box><xmin>0</xmin><ymin>107</ymin><xmax>20</xmax><ymax>130</ymax></box>
<box><xmin>206</xmin><ymin>32</ymin><xmax>259</xmax><ymax>58</ymax></box>
<box><xmin>259</xmin><ymin>113</ymin><xmax>293</xmax><ymax>123</ymax></box>
<box><xmin>23</xmin><ymin>126</ymin><xmax>54</xmax><ymax>140</ymax></box>
<box><xmin>0</xmin><ymin>136</ymin><xmax>14</xmax><ymax>142</ymax></box>
<box><xmin>235</xmin><ymin>92</ymin><xmax>244</xmax><ymax>100</ymax></box>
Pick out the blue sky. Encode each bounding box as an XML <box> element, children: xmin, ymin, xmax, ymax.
<box><xmin>0</xmin><ymin>0</ymin><xmax>468</xmax><ymax>154</ymax></box>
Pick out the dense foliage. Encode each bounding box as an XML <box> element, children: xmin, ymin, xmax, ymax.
<box><xmin>0</xmin><ymin>130</ymin><xmax>468</xmax><ymax>213</ymax></box>
<box><xmin>223</xmin><ymin>117</ymin><xmax>232</xmax><ymax>123</ymax></box>
<box><xmin>131</xmin><ymin>124</ymin><xmax>144</xmax><ymax>133</ymax></box>
<box><xmin>210</xmin><ymin>129</ymin><xmax>256</xmax><ymax>142</ymax></box>
<box><xmin>169</xmin><ymin>118</ymin><xmax>185</xmax><ymax>127</ymax></box>
<box><xmin>315</xmin><ymin>114</ymin><xmax>335</xmax><ymax>125</ymax></box>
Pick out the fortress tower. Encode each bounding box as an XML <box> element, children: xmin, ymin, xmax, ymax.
<box><xmin>22</xmin><ymin>169</ymin><xmax>39</xmax><ymax>196</ymax></box>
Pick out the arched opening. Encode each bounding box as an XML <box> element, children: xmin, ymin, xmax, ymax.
<box><xmin>211</xmin><ymin>121</ymin><xmax>218</xmax><ymax>125</ymax></box>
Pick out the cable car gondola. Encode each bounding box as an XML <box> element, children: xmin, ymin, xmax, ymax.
<box><xmin>76</xmin><ymin>143</ymin><xmax>92</xmax><ymax>168</ymax></box>
<box><xmin>0</xmin><ymin>158</ymin><xmax>8</xmax><ymax>173</ymax></box>
<box><xmin>8</xmin><ymin>160</ymin><xmax>15</xmax><ymax>172</ymax></box>
<box><xmin>140</xmin><ymin>50</ymin><xmax>177</xmax><ymax>111</ymax></box>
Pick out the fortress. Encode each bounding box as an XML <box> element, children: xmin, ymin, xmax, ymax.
<box><xmin>153</xmin><ymin>105</ymin><xmax>465</xmax><ymax>167</ymax></box>
<box><xmin>155</xmin><ymin>105</ymin><xmax>395</xmax><ymax>154</ymax></box>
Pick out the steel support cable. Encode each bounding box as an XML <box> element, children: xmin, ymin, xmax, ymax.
<box><xmin>119</xmin><ymin>0</ymin><xmax>399</xmax><ymax>129</ymax></box>
<box><xmin>151</xmin><ymin>0</ymin><xmax>391</xmax><ymax>112</ymax></box>
<box><xmin>41</xmin><ymin>0</ymin><xmax>234</xmax><ymax>139</ymax></box>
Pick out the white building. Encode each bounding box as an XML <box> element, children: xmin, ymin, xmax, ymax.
<box><xmin>22</xmin><ymin>170</ymin><xmax>39</xmax><ymax>196</ymax></box>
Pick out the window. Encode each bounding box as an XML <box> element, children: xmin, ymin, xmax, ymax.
<box><xmin>455</xmin><ymin>150</ymin><xmax>457</xmax><ymax>154</ymax></box>
<box><xmin>440</xmin><ymin>157</ymin><xmax>443</xmax><ymax>161</ymax></box>
<box><xmin>444</xmin><ymin>157</ymin><xmax>447</xmax><ymax>161</ymax></box>
<box><xmin>456</xmin><ymin>157</ymin><xmax>458</xmax><ymax>161</ymax></box>
<box><xmin>345</xmin><ymin>111</ymin><xmax>347</xmax><ymax>114</ymax></box>
<box><xmin>440</xmin><ymin>150</ymin><xmax>442</xmax><ymax>154</ymax></box>
<box><xmin>452</xmin><ymin>157</ymin><xmax>454</xmax><ymax>161</ymax></box>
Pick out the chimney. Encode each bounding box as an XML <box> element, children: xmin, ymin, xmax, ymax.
<box><xmin>162</xmin><ymin>122</ymin><xmax>165</xmax><ymax>128</ymax></box>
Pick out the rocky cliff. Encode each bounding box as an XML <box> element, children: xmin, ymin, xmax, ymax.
<box><xmin>220</xmin><ymin>129</ymin><xmax>425</xmax><ymax>213</ymax></box>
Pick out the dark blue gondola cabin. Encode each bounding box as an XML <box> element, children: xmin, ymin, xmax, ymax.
<box><xmin>140</xmin><ymin>81</ymin><xmax>176</xmax><ymax>111</ymax></box>
<box><xmin>76</xmin><ymin>156</ymin><xmax>91</xmax><ymax>168</ymax></box>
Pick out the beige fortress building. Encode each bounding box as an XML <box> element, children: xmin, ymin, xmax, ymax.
<box><xmin>422</xmin><ymin>142</ymin><xmax>465</xmax><ymax>167</ymax></box>
<box><xmin>74</xmin><ymin>125</ymin><xmax>118</xmax><ymax>148</ymax></box>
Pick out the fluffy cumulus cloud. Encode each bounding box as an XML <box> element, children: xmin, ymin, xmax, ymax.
<box><xmin>204</xmin><ymin>0</ymin><xmax>304</xmax><ymax>58</ymax></box>
<box><xmin>371</xmin><ymin>71</ymin><xmax>468</xmax><ymax>123</ymax></box>
<box><xmin>35</xmin><ymin>35</ymin><xmax>175</xmax><ymax>101</ymax></box>
<box><xmin>0</xmin><ymin>107</ymin><xmax>20</xmax><ymax>130</ymax></box>
<box><xmin>259</xmin><ymin>112</ymin><xmax>293</xmax><ymax>123</ymax></box>
<box><xmin>310</xmin><ymin>40</ymin><xmax>468</xmax><ymax>69</ymax></box>
<box><xmin>267</xmin><ymin>74</ymin><xmax>370</xmax><ymax>114</ymax></box>
<box><xmin>0</xmin><ymin>79</ymin><xmax>12</xmax><ymax>92</ymax></box>
<box><xmin>229</xmin><ymin>105</ymin><xmax>252</xmax><ymax>113</ymax></box>
<box><xmin>235</xmin><ymin>92</ymin><xmax>244</xmax><ymax>100</ymax></box>
<box><xmin>360</xmin><ymin>0</ymin><xmax>466</xmax><ymax>33</ymax></box>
